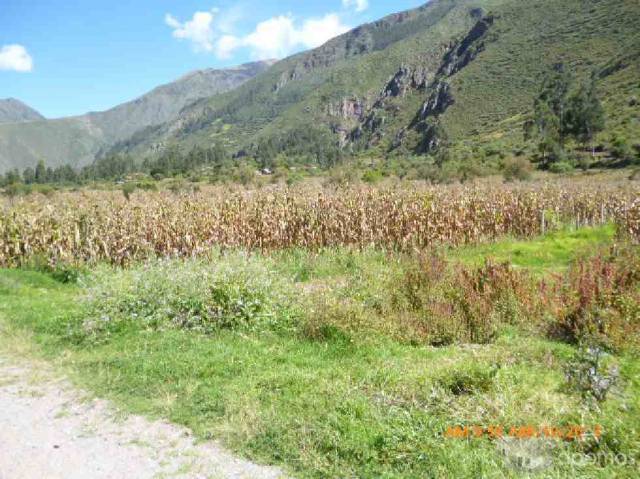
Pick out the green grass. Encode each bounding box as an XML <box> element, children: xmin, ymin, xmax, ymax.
<box><xmin>0</xmin><ymin>227</ymin><xmax>638</xmax><ymax>478</ymax></box>
<box><xmin>449</xmin><ymin>224</ymin><xmax>616</xmax><ymax>274</ymax></box>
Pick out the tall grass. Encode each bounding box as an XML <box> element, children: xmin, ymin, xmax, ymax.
<box><xmin>66</xmin><ymin>244</ymin><xmax>639</xmax><ymax>352</ymax></box>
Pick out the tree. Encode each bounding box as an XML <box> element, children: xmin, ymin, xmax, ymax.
<box><xmin>533</xmin><ymin>100</ymin><xmax>562</xmax><ymax>165</ymax></box>
<box><xmin>565</xmin><ymin>77</ymin><xmax>605</xmax><ymax>157</ymax></box>
<box><xmin>1</xmin><ymin>169</ymin><xmax>21</xmax><ymax>186</ymax></box>
<box><xmin>255</xmin><ymin>138</ymin><xmax>277</xmax><ymax>169</ymax></box>
<box><xmin>529</xmin><ymin>65</ymin><xmax>606</xmax><ymax>166</ymax></box>
<box><xmin>54</xmin><ymin>164</ymin><xmax>79</xmax><ymax>183</ymax></box>
<box><xmin>22</xmin><ymin>167</ymin><xmax>36</xmax><ymax>184</ymax></box>
<box><xmin>535</xmin><ymin>64</ymin><xmax>573</xmax><ymax>146</ymax></box>
<box><xmin>35</xmin><ymin>160</ymin><xmax>47</xmax><ymax>184</ymax></box>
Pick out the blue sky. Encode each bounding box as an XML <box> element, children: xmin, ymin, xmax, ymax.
<box><xmin>0</xmin><ymin>0</ymin><xmax>424</xmax><ymax>118</ymax></box>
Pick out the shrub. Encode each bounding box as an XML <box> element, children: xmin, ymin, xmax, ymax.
<box><xmin>547</xmin><ymin>247</ymin><xmax>640</xmax><ymax>349</ymax></box>
<box><xmin>77</xmin><ymin>254</ymin><xmax>293</xmax><ymax>342</ymax></box>
<box><xmin>436</xmin><ymin>364</ymin><xmax>498</xmax><ymax>395</ymax></box>
<box><xmin>233</xmin><ymin>165</ymin><xmax>256</xmax><ymax>186</ymax></box>
<box><xmin>300</xmin><ymin>296</ymin><xmax>355</xmax><ymax>344</ymax></box>
<box><xmin>394</xmin><ymin>257</ymin><xmax>529</xmax><ymax>345</ymax></box>
<box><xmin>32</xmin><ymin>184</ymin><xmax>56</xmax><ymax>196</ymax></box>
<box><xmin>136</xmin><ymin>180</ymin><xmax>158</xmax><ymax>191</ymax></box>
<box><xmin>3</xmin><ymin>183</ymin><xmax>24</xmax><ymax>198</ymax></box>
<box><xmin>285</xmin><ymin>171</ymin><xmax>304</xmax><ymax>186</ymax></box>
<box><xmin>20</xmin><ymin>254</ymin><xmax>84</xmax><ymax>284</ymax></box>
<box><xmin>362</xmin><ymin>170</ymin><xmax>383</xmax><ymax>184</ymax></box>
<box><xmin>565</xmin><ymin>344</ymin><xmax>619</xmax><ymax>402</ymax></box>
<box><xmin>502</xmin><ymin>157</ymin><xmax>533</xmax><ymax>182</ymax></box>
<box><xmin>325</xmin><ymin>167</ymin><xmax>359</xmax><ymax>187</ymax></box>
<box><xmin>610</xmin><ymin>135</ymin><xmax>633</xmax><ymax>160</ymax></box>
<box><xmin>122</xmin><ymin>183</ymin><xmax>136</xmax><ymax>200</ymax></box>
<box><xmin>549</xmin><ymin>161</ymin><xmax>575</xmax><ymax>174</ymax></box>
<box><xmin>446</xmin><ymin>261</ymin><xmax>528</xmax><ymax>343</ymax></box>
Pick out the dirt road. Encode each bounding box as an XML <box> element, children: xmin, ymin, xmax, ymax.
<box><xmin>0</xmin><ymin>358</ymin><xmax>286</xmax><ymax>479</ymax></box>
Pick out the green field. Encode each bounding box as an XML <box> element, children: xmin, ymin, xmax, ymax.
<box><xmin>1</xmin><ymin>225</ymin><xmax>638</xmax><ymax>478</ymax></box>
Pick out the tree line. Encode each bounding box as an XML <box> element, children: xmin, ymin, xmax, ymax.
<box><xmin>525</xmin><ymin>63</ymin><xmax>605</xmax><ymax>166</ymax></box>
<box><xmin>0</xmin><ymin>143</ymin><xmax>232</xmax><ymax>186</ymax></box>
<box><xmin>1</xmin><ymin>123</ymin><xmax>344</xmax><ymax>187</ymax></box>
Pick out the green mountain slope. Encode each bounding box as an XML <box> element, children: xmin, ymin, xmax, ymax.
<box><xmin>118</xmin><ymin>0</ymin><xmax>639</xmax><ymax>163</ymax></box>
<box><xmin>0</xmin><ymin>61</ymin><xmax>274</xmax><ymax>173</ymax></box>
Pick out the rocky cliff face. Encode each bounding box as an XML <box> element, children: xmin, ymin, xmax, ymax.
<box><xmin>438</xmin><ymin>15</ymin><xmax>494</xmax><ymax>77</ymax></box>
<box><xmin>327</xmin><ymin>98</ymin><xmax>367</xmax><ymax>120</ymax></box>
<box><xmin>408</xmin><ymin>14</ymin><xmax>496</xmax><ymax>152</ymax></box>
<box><xmin>328</xmin><ymin>14</ymin><xmax>495</xmax><ymax>153</ymax></box>
<box><xmin>419</xmin><ymin>80</ymin><xmax>454</xmax><ymax>120</ymax></box>
<box><xmin>381</xmin><ymin>65</ymin><xmax>430</xmax><ymax>98</ymax></box>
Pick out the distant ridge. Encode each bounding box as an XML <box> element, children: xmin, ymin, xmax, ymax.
<box><xmin>0</xmin><ymin>98</ymin><xmax>45</xmax><ymax>124</ymax></box>
<box><xmin>0</xmin><ymin>60</ymin><xmax>274</xmax><ymax>172</ymax></box>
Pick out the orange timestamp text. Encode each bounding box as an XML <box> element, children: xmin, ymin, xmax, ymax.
<box><xmin>444</xmin><ymin>424</ymin><xmax>602</xmax><ymax>441</ymax></box>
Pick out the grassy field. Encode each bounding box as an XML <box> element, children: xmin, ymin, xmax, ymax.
<box><xmin>450</xmin><ymin>225</ymin><xmax>616</xmax><ymax>274</ymax></box>
<box><xmin>1</xmin><ymin>223</ymin><xmax>638</xmax><ymax>478</ymax></box>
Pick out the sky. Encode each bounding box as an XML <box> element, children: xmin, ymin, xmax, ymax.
<box><xmin>0</xmin><ymin>0</ymin><xmax>425</xmax><ymax>119</ymax></box>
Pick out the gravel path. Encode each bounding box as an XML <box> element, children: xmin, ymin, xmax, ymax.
<box><xmin>0</xmin><ymin>357</ymin><xmax>287</xmax><ymax>479</ymax></box>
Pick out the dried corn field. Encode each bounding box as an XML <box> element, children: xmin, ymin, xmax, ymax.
<box><xmin>1</xmin><ymin>180</ymin><xmax>639</xmax><ymax>266</ymax></box>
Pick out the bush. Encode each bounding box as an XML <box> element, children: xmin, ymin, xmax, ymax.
<box><xmin>20</xmin><ymin>255</ymin><xmax>85</xmax><ymax>284</ymax></box>
<box><xmin>361</xmin><ymin>170</ymin><xmax>383</xmax><ymax>184</ymax></box>
<box><xmin>436</xmin><ymin>364</ymin><xmax>498</xmax><ymax>395</ymax></box>
<box><xmin>76</xmin><ymin>254</ymin><xmax>294</xmax><ymax>342</ymax></box>
<box><xmin>122</xmin><ymin>183</ymin><xmax>136</xmax><ymax>200</ymax></box>
<box><xmin>167</xmin><ymin>179</ymin><xmax>196</xmax><ymax>194</ymax></box>
<box><xmin>233</xmin><ymin>165</ymin><xmax>256</xmax><ymax>186</ymax></box>
<box><xmin>502</xmin><ymin>158</ymin><xmax>532</xmax><ymax>182</ymax></box>
<box><xmin>325</xmin><ymin>167</ymin><xmax>359</xmax><ymax>187</ymax></box>
<box><xmin>565</xmin><ymin>344</ymin><xmax>619</xmax><ymax>402</ymax></box>
<box><xmin>285</xmin><ymin>171</ymin><xmax>304</xmax><ymax>186</ymax></box>
<box><xmin>545</xmin><ymin>143</ymin><xmax>568</xmax><ymax>166</ymax></box>
<box><xmin>549</xmin><ymin>161</ymin><xmax>575</xmax><ymax>174</ymax></box>
<box><xmin>547</xmin><ymin>248</ymin><xmax>640</xmax><ymax>349</ymax></box>
<box><xmin>3</xmin><ymin>183</ymin><xmax>24</xmax><ymax>198</ymax></box>
<box><xmin>136</xmin><ymin>180</ymin><xmax>158</xmax><ymax>191</ymax></box>
<box><xmin>610</xmin><ymin>135</ymin><xmax>633</xmax><ymax>160</ymax></box>
<box><xmin>300</xmin><ymin>295</ymin><xmax>355</xmax><ymax>344</ymax></box>
<box><xmin>393</xmin><ymin>257</ymin><xmax>528</xmax><ymax>345</ymax></box>
<box><xmin>32</xmin><ymin>184</ymin><xmax>56</xmax><ymax>196</ymax></box>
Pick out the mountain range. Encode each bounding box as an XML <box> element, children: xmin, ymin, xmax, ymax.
<box><xmin>0</xmin><ymin>61</ymin><xmax>274</xmax><ymax>172</ymax></box>
<box><xmin>1</xmin><ymin>0</ymin><xmax>639</xmax><ymax>173</ymax></box>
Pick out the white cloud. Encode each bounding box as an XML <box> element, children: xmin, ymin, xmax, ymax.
<box><xmin>342</xmin><ymin>0</ymin><xmax>369</xmax><ymax>13</ymax></box>
<box><xmin>0</xmin><ymin>44</ymin><xmax>33</xmax><ymax>72</ymax></box>
<box><xmin>215</xmin><ymin>35</ymin><xmax>241</xmax><ymax>59</ymax></box>
<box><xmin>241</xmin><ymin>15</ymin><xmax>298</xmax><ymax>59</ymax></box>
<box><xmin>167</xmin><ymin>7</ymin><xmax>350</xmax><ymax>60</ymax></box>
<box><xmin>219</xmin><ymin>13</ymin><xmax>350</xmax><ymax>60</ymax></box>
<box><xmin>298</xmin><ymin>14</ymin><xmax>350</xmax><ymax>50</ymax></box>
<box><xmin>165</xmin><ymin>10</ymin><xmax>217</xmax><ymax>52</ymax></box>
